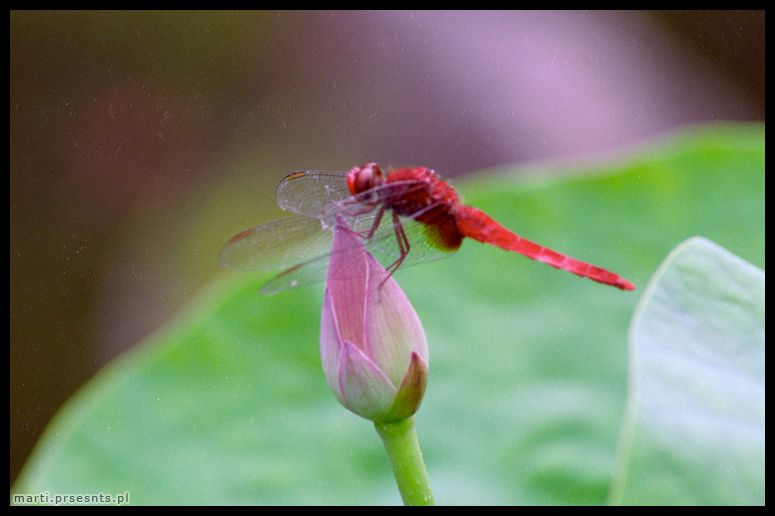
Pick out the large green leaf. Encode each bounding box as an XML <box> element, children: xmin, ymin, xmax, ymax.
<box><xmin>13</xmin><ymin>124</ymin><xmax>764</xmax><ymax>505</ymax></box>
<box><xmin>610</xmin><ymin>238</ymin><xmax>764</xmax><ymax>505</ymax></box>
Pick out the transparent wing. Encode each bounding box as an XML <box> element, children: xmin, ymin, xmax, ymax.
<box><xmin>219</xmin><ymin>215</ymin><xmax>333</xmax><ymax>273</ymax></box>
<box><xmin>275</xmin><ymin>170</ymin><xmax>351</xmax><ymax>216</ymax></box>
<box><xmin>259</xmin><ymin>206</ymin><xmax>461</xmax><ymax>295</ymax></box>
<box><xmin>219</xmin><ymin>204</ymin><xmax>387</xmax><ymax>274</ymax></box>
<box><xmin>225</xmin><ymin>171</ymin><xmax>460</xmax><ymax>295</ymax></box>
<box><xmin>275</xmin><ymin>170</ymin><xmax>430</xmax><ymax>223</ymax></box>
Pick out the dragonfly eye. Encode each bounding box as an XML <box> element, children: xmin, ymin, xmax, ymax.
<box><xmin>347</xmin><ymin>162</ymin><xmax>384</xmax><ymax>195</ymax></box>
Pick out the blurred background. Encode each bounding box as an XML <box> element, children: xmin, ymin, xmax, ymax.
<box><xmin>10</xmin><ymin>10</ymin><xmax>764</xmax><ymax>483</ymax></box>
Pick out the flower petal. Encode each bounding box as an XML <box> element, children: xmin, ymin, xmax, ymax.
<box><xmin>326</xmin><ymin>223</ymin><xmax>369</xmax><ymax>353</ymax></box>
<box><xmin>380</xmin><ymin>352</ymin><xmax>429</xmax><ymax>422</ymax></box>
<box><xmin>319</xmin><ymin>288</ymin><xmax>344</xmax><ymax>403</ymax></box>
<box><xmin>364</xmin><ymin>254</ymin><xmax>428</xmax><ymax>386</ymax></box>
<box><xmin>338</xmin><ymin>340</ymin><xmax>397</xmax><ymax>420</ymax></box>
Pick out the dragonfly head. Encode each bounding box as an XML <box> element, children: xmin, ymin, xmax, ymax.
<box><xmin>347</xmin><ymin>162</ymin><xmax>384</xmax><ymax>195</ymax></box>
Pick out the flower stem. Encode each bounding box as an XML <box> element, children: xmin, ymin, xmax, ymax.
<box><xmin>374</xmin><ymin>416</ymin><xmax>435</xmax><ymax>506</ymax></box>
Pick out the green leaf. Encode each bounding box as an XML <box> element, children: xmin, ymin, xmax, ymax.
<box><xmin>13</xmin><ymin>124</ymin><xmax>764</xmax><ymax>505</ymax></box>
<box><xmin>610</xmin><ymin>237</ymin><xmax>764</xmax><ymax>505</ymax></box>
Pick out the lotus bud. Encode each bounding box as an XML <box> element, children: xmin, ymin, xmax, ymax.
<box><xmin>320</xmin><ymin>218</ymin><xmax>429</xmax><ymax>422</ymax></box>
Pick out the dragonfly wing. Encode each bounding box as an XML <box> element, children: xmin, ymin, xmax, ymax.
<box><xmin>275</xmin><ymin>170</ymin><xmax>351</xmax><ymax>217</ymax></box>
<box><xmin>255</xmin><ymin>208</ymin><xmax>384</xmax><ymax>295</ymax></box>
<box><xmin>259</xmin><ymin>211</ymin><xmax>459</xmax><ymax>295</ymax></box>
<box><xmin>259</xmin><ymin>254</ymin><xmax>333</xmax><ymax>295</ymax></box>
<box><xmin>229</xmin><ymin>173</ymin><xmax>462</xmax><ymax>295</ymax></box>
<box><xmin>275</xmin><ymin>170</ymin><xmax>431</xmax><ymax>225</ymax></box>
<box><xmin>219</xmin><ymin>215</ymin><xmax>333</xmax><ymax>273</ymax></box>
<box><xmin>221</xmin><ymin>201</ymin><xmax>386</xmax><ymax>295</ymax></box>
<box><xmin>257</xmin><ymin>210</ymin><xmax>381</xmax><ymax>295</ymax></box>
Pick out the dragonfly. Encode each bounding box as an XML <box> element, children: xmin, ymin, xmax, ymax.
<box><xmin>220</xmin><ymin>162</ymin><xmax>636</xmax><ymax>295</ymax></box>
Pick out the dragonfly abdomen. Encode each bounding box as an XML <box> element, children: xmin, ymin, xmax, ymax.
<box><xmin>454</xmin><ymin>205</ymin><xmax>635</xmax><ymax>290</ymax></box>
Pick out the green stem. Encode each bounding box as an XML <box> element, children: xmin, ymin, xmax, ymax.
<box><xmin>374</xmin><ymin>416</ymin><xmax>435</xmax><ymax>506</ymax></box>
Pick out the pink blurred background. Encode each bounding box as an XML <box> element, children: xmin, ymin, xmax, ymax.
<box><xmin>10</xmin><ymin>10</ymin><xmax>764</xmax><ymax>481</ymax></box>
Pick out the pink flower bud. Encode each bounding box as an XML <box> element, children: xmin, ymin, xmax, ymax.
<box><xmin>320</xmin><ymin>219</ymin><xmax>429</xmax><ymax>422</ymax></box>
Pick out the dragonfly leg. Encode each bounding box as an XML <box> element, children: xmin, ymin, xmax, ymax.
<box><xmin>352</xmin><ymin>205</ymin><xmax>385</xmax><ymax>240</ymax></box>
<box><xmin>380</xmin><ymin>211</ymin><xmax>410</xmax><ymax>289</ymax></box>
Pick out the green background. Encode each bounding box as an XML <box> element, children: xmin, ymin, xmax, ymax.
<box><xmin>14</xmin><ymin>124</ymin><xmax>764</xmax><ymax>505</ymax></box>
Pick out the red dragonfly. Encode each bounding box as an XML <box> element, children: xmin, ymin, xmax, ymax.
<box><xmin>220</xmin><ymin>162</ymin><xmax>635</xmax><ymax>295</ymax></box>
